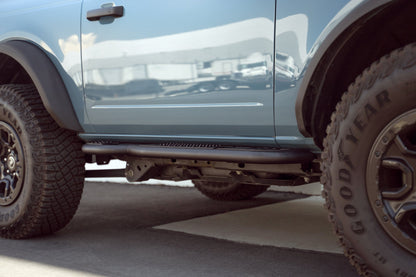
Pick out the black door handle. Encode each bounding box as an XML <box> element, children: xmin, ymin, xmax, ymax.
<box><xmin>87</xmin><ymin>6</ymin><xmax>124</xmax><ymax>21</ymax></box>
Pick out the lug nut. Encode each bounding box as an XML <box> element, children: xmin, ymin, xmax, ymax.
<box><xmin>127</xmin><ymin>170</ymin><xmax>134</xmax><ymax>177</ymax></box>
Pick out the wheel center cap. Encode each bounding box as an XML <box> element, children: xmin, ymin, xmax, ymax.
<box><xmin>7</xmin><ymin>155</ymin><xmax>16</xmax><ymax>171</ymax></box>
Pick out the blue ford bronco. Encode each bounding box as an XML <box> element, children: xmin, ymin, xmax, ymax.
<box><xmin>0</xmin><ymin>0</ymin><xmax>415</xmax><ymax>275</ymax></box>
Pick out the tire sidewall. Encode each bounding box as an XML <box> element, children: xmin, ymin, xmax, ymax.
<box><xmin>329</xmin><ymin>63</ymin><xmax>416</xmax><ymax>275</ymax></box>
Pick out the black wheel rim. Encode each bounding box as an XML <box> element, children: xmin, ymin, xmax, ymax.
<box><xmin>0</xmin><ymin>121</ymin><xmax>24</xmax><ymax>206</ymax></box>
<box><xmin>367</xmin><ymin>109</ymin><xmax>416</xmax><ymax>255</ymax></box>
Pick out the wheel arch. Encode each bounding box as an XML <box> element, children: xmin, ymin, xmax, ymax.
<box><xmin>295</xmin><ymin>0</ymin><xmax>416</xmax><ymax>148</ymax></box>
<box><xmin>0</xmin><ymin>40</ymin><xmax>83</xmax><ymax>132</ymax></box>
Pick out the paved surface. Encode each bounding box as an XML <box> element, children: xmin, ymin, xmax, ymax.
<box><xmin>157</xmin><ymin>196</ymin><xmax>342</xmax><ymax>254</ymax></box>
<box><xmin>0</xmin><ymin>182</ymin><xmax>358</xmax><ymax>277</ymax></box>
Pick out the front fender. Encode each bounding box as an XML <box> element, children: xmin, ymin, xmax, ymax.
<box><xmin>0</xmin><ymin>40</ymin><xmax>83</xmax><ymax>132</ymax></box>
<box><xmin>295</xmin><ymin>0</ymin><xmax>392</xmax><ymax>137</ymax></box>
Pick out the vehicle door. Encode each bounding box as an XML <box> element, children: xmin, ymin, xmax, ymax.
<box><xmin>81</xmin><ymin>0</ymin><xmax>276</xmax><ymax>146</ymax></box>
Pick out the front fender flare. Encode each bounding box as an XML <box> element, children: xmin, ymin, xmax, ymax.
<box><xmin>0</xmin><ymin>40</ymin><xmax>83</xmax><ymax>132</ymax></box>
<box><xmin>295</xmin><ymin>0</ymin><xmax>392</xmax><ymax>137</ymax></box>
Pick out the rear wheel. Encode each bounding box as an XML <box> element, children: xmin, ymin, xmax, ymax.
<box><xmin>0</xmin><ymin>84</ymin><xmax>84</xmax><ymax>239</ymax></box>
<box><xmin>322</xmin><ymin>44</ymin><xmax>416</xmax><ymax>275</ymax></box>
<box><xmin>194</xmin><ymin>181</ymin><xmax>269</xmax><ymax>201</ymax></box>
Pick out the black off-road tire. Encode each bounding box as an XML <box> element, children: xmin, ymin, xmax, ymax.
<box><xmin>0</xmin><ymin>84</ymin><xmax>84</xmax><ymax>239</ymax></box>
<box><xmin>194</xmin><ymin>181</ymin><xmax>269</xmax><ymax>201</ymax></box>
<box><xmin>322</xmin><ymin>43</ymin><xmax>416</xmax><ymax>276</ymax></box>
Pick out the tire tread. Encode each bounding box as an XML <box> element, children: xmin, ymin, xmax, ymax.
<box><xmin>0</xmin><ymin>84</ymin><xmax>84</xmax><ymax>239</ymax></box>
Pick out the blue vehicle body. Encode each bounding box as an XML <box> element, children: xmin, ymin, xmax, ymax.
<box><xmin>0</xmin><ymin>0</ymin><xmax>384</xmax><ymax>149</ymax></box>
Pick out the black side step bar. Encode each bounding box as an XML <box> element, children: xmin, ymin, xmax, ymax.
<box><xmin>82</xmin><ymin>144</ymin><xmax>315</xmax><ymax>164</ymax></box>
<box><xmin>85</xmin><ymin>169</ymin><xmax>125</xmax><ymax>178</ymax></box>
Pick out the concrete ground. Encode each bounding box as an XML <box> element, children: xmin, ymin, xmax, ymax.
<box><xmin>0</xmin><ymin>181</ymin><xmax>358</xmax><ymax>277</ymax></box>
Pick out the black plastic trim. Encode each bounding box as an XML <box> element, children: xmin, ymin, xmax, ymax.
<box><xmin>83</xmin><ymin>144</ymin><xmax>316</xmax><ymax>164</ymax></box>
<box><xmin>86</xmin><ymin>169</ymin><xmax>125</xmax><ymax>178</ymax></box>
<box><xmin>295</xmin><ymin>0</ymin><xmax>392</xmax><ymax>137</ymax></box>
<box><xmin>0</xmin><ymin>41</ymin><xmax>83</xmax><ymax>132</ymax></box>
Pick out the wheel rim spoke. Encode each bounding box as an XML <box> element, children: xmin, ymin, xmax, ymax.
<box><xmin>395</xmin><ymin>135</ymin><xmax>416</xmax><ymax>156</ymax></box>
<box><xmin>4</xmin><ymin>183</ymin><xmax>9</xmax><ymax>198</ymax></box>
<box><xmin>380</xmin><ymin>158</ymin><xmax>413</xmax><ymax>199</ymax></box>
<box><xmin>392</xmin><ymin>200</ymin><xmax>416</xmax><ymax>224</ymax></box>
<box><xmin>9</xmin><ymin>180</ymin><xmax>15</xmax><ymax>192</ymax></box>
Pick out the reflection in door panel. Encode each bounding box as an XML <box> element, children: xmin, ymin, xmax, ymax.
<box><xmin>82</xmin><ymin>17</ymin><xmax>274</xmax><ymax>99</ymax></box>
<box><xmin>80</xmin><ymin>0</ymin><xmax>277</xmax><ymax>140</ymax></box>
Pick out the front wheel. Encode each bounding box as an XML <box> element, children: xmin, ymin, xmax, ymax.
<box><xmin>0</xmin><ymin>84</ymin><xmax>85</xmax><ymax>239</ymax></box>
<box><xmin>322</xmin><ymin>44</ymin><xmax>416</xmax><ymax>276</ymax></box>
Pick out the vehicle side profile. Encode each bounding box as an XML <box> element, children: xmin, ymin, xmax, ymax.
<box><xmin>0</xmin><ymin>0</ymin><xmax>415</xmax><ymax>276</ymax></box>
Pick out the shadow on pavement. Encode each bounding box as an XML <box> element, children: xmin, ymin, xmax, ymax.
<box><xmin>0</xmin><ymin>182</ymin><xmax>357</xmax><ymax>277</ymax></box>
